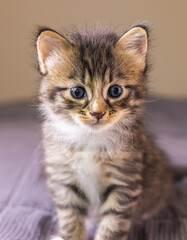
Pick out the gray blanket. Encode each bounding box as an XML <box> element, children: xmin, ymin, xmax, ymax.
<box><xmin>0</xmin><ymin>100</ymin><xmax>186</xmax><ymax>240</ymax></box>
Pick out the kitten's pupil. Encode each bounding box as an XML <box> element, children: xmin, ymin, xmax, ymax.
<box><xmin>71</xmin><ymin>87</ymin><xmax>86</xmax><ymax>99</ymax></box>
<box><xmin>113</xmin><ymin>88</ymin><xmax>119</xmax><ymax>95</ymax></box>
<box><xmin>108</xmin><ymin>85</ymin><xmax>123</xmax><ymax>98</ymax></box>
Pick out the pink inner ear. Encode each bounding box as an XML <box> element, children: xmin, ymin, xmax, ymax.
<box><xmin>137</xmin><ymin>34</ymin><xmax>147</xmax><ymax>55</ymax></box>
<box><xmin>117</xmin><ymin>27</ymin><xmax>147</xmax><ymax>57</ymax></box>
<box><xmin>126</xmin><ymin>33</ymin><xmax>147</xmax><ymax>55</ymax></box>
<box><xmin>38</xmin><ymin>38</ymin><xmax>56</xmax><ymax>62</ymax></box>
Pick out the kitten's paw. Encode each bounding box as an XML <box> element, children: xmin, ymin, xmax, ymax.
<box><xmin>50</xmin><ymin>237</ymin><xmax>64</xmax><ymax>240</ymax></box>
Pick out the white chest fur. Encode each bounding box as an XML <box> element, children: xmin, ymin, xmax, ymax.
<box><xmin>72</xmin><ymin>146</ymin><xmax>103</xmax><ymax>207</ymax></box>
<box><xmin>47</xmin><ymin>116</ymin><xmax>120</xmax><ymax>205</ymax></box>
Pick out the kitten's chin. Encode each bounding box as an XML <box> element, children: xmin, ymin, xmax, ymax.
<box><xmin>80</xmin><ymin>119</ymin><xmax>113</xmax><ymax>131</ymax></box>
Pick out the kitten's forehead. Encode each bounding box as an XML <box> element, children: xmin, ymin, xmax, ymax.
<box><xmin>68</xmin><ymin>30</ymin><xmax>118</xmax><ymax>82</ymax></box>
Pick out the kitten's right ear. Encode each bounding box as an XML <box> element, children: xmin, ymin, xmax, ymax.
<box><xmin>116</xmin><ymin>26</ymin><xmax>148</xmax><ymax>70</ymax></box>
<box><xmin>36</xmin><ymin>29</ymin><xmax>71</xmax><ymax>75</ymax></box>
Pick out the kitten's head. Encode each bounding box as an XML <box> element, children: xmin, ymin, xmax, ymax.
<box><xmin>36</xmin><ymin>25</ymin><xmax>148</xmax><ymax>132</ymax></box>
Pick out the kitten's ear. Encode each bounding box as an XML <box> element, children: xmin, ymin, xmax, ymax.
<box><xmin>36</xmin><ymin>29</ymin><xmax>71</xmax><ymax>74</ymax></box>
<box><xmin>116</xmin><ymin>26</ymin><xmax>148</xmax><ymax>69</ymax></box>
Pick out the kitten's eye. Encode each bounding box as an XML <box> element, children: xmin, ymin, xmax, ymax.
<box><xmin>71</xmin><ymin>87</ymin><xmax>86</xmax><ymax>99</ymax></box>
<box><xmin>108</xmin><ymin>85</ymin><xmax>123</xmax><ymax>98</ymax></box>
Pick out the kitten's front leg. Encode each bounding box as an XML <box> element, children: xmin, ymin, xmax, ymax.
<box><xmin>48</xmin><ymin>180</ymin><xmax>88</xmax><ymax>240</ymax></box>
<box><xmin>95</xmin><ymin>185</ymin><xmax>141</xmax><ymax>240</ymax></box>
<box><xmin>95</xmin><ymin>215</ymin><xmax>131</xmax><ymax>240</ymax></box>
<box><xmin>56</xmin><ymin>204</ymin><xmax>87</xmax><ymax>240</ymax></box>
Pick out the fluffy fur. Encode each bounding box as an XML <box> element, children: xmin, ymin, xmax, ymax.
<box><xmin>36</xmin><ymin>25</ymin><xmax>173</xmax><ymax>240</ymax></box>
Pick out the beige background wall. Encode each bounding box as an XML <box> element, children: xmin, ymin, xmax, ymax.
<box><xmin>0</xmin><ymin>0</ymin><xmax>187</xmax><ymax>104</ymax></box>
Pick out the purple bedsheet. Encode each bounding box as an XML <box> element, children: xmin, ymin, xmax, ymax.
<box><xmin>0</xmin><ymin>100</ymin><xmax>186</xmax><ymax>240</ymax></box>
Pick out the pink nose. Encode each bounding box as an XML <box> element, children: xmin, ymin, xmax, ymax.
<box><xmin>90</xmin><ymin>111</ymin><xmax>106</xmax><ymax>120</ymax></box>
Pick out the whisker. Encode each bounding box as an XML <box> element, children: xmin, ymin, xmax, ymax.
<box><xmin>145</xmin><ymin>97</ymin><xmax>160</xmax><ymax>103</ymax></box>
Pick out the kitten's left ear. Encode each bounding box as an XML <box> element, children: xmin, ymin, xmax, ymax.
<box><xmin>36</xmin><ymin>29</ymin><xmax>72</xmax><ymax>75</ymax></box>
<box><xmin>116</xmin><ymin>26</ymin><xmax>148</xmax><ymax>69</ymax></box>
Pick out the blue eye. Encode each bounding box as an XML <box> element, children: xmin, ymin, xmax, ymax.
<box><xmin>71</xmin><ymin>87</ymin><xmax>86</xmax><ymax>99</ymax></box>
<box><xmin>108</xmin><ymin>85</ymin><xmax>123</xmax><ymax>98</ymax></box>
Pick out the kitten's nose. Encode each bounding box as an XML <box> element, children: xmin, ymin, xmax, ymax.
<box><xmin>90</xmin><ymin>111</ymin><xmax>106</xmax><ymax>120</ymax></box>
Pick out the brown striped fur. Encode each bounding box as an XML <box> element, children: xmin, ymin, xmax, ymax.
<box><xmin>36</xmin><ymin>25</ymin><xmax>172</xmax><ymax>240</ymax></box>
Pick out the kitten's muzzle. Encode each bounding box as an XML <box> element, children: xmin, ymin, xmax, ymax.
<box><xmin>90</xmin><ymin>111</ymin><xmax>106</xmax><ymax>120</ymax></box>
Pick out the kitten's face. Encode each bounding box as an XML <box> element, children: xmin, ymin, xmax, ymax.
<box><xmin>37</xmin><ymin>27</ymin><xmax>148</xmax><ymax>132</ymax></box>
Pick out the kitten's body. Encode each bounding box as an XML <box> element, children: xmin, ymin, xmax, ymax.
<box><xmin>37</xmin><ymin>26</ymin><xmax>173</xmax><ymax>240</ymax></box>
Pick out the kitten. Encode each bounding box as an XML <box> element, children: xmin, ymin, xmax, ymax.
<box><xmin>36</xmin><ymin>25</ymin><xmax>173</xmax><ymax>240</ymax></box>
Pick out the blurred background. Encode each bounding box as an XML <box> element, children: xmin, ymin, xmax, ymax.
<box><xmin>0</xmin><ymin>0</ymin><xmax>187</xmax><ymax>105</ymax></box>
